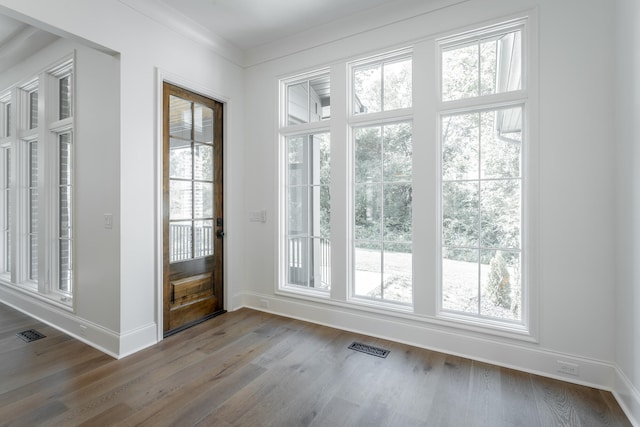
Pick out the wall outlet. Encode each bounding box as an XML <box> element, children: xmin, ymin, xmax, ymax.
<box><xmin>557</xmin><ymin>360</ymin><xmax>580</xmax><ymax>376</ymax></box>
<box><xmin>259</xmin><ymin>299</ymin><xmax>269</xmax><ymax>308</ymax></box>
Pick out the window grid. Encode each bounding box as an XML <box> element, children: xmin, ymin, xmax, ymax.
<box><xmin>438</xmin><ymin>22</ymin><xmax>526</xmax><ymax>325</ymax></box>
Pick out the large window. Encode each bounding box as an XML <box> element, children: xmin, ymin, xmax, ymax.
<box><xmin>281</xmin><ymin>71</ymin><xmax>331</xmax><ymax>293</ymax></box>
<box><xmin>0</xmin><ymin>56</ymin><xmax>75</xmax><ymax>305</ymax></box>
<box><xmin>438</xmin><ymin>22</ymin><xmax>526</xmax><ymax>324</ymax></box>
<box><xmin>278</xmin><ymin>18</ymin><xmax>532</xmax><ymax>334</ymax></box>
<box><xmin>350</xmin><ymin>51</ymin><xmax>413</xmax><ymax>306</ymax></box>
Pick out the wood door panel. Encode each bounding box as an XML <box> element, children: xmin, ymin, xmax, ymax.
<box><xmin>169</xmin><ymin>297</ymin><xmax>219</xmax><ymax>330</ymax></box>
<box><xmin>171</xmin><ymin>272</ymin><xmax>213</xmax><ymax>307</ymax></box>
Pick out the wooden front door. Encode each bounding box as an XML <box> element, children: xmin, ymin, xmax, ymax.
<box><xmin>163</xmin><ymin>82</ymin><xmax>224</xmax><ymax>336</ymax></box>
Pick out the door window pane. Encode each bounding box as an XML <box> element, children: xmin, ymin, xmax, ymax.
<box><xmin>170</xmin><ymin>180</ymin><xmax>192</xmax><ymax>220</ymax></box>
<box><xmin>169</xmin><ymin>96</ymin><xmax>192</xmax><ymax>139</ymax></box>
<box><xmin>194</xmin><ymin>220</ymin><xmax>214</xmax><ymax>258</ymax></box>
<box><xmin>170</xmin><ymin>220</ymin><xmax>192</xmax><ymax>262</ymax></box>
<box><xmin>59</xmin><ymin>75</ymin><xmax>72</xmax><ymax>120</ymax></box>
<box><xmin>194</xmin><ymin>103</ymin><xmax>213</xmax><ymax>143</ymax></box>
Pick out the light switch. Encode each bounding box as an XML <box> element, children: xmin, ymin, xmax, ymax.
<box><xmin>104</xmin><ymin>213</ymin><xmax>113</xmax><ymax>229</ymax></box>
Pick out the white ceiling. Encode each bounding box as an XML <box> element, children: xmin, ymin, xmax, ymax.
<box><xmin>156</xmin><ymin>0</ymin><xmax>404</xmax><ymax>50</ymax></box>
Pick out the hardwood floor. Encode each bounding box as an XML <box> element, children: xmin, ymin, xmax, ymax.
<box><xmin>0</xmin><ymin>303</ymin><xmax>631</xmax><ymax>426</ymax></box>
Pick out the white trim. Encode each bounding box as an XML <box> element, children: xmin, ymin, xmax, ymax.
<box><xmin>118</xmin><ymin>322</ymin><xmax>157</xmax><ymax>359</ymax></box>
<box><xmin>239</xmin><ymin>291</ymin><xmax>616</xmax><ymax>389</ymax></box>
<box><xmin>154</xmin><ymin>68</ymin><xmax>232</xmax><ymax>342</ymax></box>
<box><xmin>0</xmin><ymin>284</ymin><xmax>119</xmax><ymax>357</ymax></box>
<box><xmin>613</xmin><ymin>366</ymin><xmax>640</xmax><ymax>427</ymax></box>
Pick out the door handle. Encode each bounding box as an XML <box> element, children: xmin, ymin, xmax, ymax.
<box><xmin>216</xmin><ymin>230</ymin><xmax>225</xmax><ymax>238</ymax></box>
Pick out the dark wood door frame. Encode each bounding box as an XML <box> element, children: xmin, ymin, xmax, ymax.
<box><xmin>162</xmin><ymin>82</ymin><xmax>225</xmax><ymax>337</ymax></box>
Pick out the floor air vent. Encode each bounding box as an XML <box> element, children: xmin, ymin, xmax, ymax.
<box><xmin>16</xmin><ymin>329</ymin><xmax>46</xmax><ymax>343</ymax></box>
<box><xmin>348</xmin><ymin>342</ymin><xmax>390</xmax><ymax>358</ymax></box>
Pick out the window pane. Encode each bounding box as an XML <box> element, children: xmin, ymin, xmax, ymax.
<box><xmin>480</xmin><ymin>180</ymin><xmax>521</xmax><ymax>249</ymax></box>
<box><xmin>309</xmin><ymin>75</ymin><xmax>330</xmax><ymax>121</ymax></box>
<box><xmin>442</xmin><ymin>113</ymin><xmax>480</xmax><ymax>181</ymax></box>
<box><xmin>442</xmin><ymin>181</ymin><xmax>479</xmax><ymax>247</ymax></box>
<box><xmin>354</xmin><ymin>241</ymin><xmax>382</xmax><ymax>298</ymax></box>
<box><xmin>59</xmin><ymin>75</ymin><xmax>72</xmax><ymax>120</ymax></box>
<box><xmin>194</xmin><ymin>143</ymin><xmax>213</xmax><ymax>181</ymax></box>
<box><xmin>287</xmin><ymin>186</ymin><xmax>308</xmax><ymax>236</ymax></box>
<box><xmin>169</xmin><ymin>96</ymin><xmax>192</xmax><ymax>139</ymax></box>
<box><xmin>442</xmin><ymin>43</ymin><xmax>478</xmax><ymax>101</ymax></box>
<box><xmin>319</xmin><ymin>185</ymin><xmax>331</xmax><ymax>239</ymax></box>
<box><xmin>59</xmin><ymin>239</ymin><xmax>72</xmax><ymax>292</ymax></box>
<box><xmin>354</xmin><ymin>64</ymin><xmax>381</xmax><ymax>114</ymax></box>
<box><xmin>442</xmin><ymin>30</ymin><xmax>522</xmax><ymax>101</ymax></box>
<box><xmin>194</xmin><ymin>182</ymin><xmax>213</xmax><ymax>219</ymax></box>
<box><xmin>29</xmin><ymin>91</ymin><xmax>38</xmax><ymax>129</ymax></box>
<box><xmin>288</xmin><ymin>82</ymin><xmax>309</xmax><ymax>125</ymax></box>
<box><xmin>384</xmin><ymin>184</ymin><xmax>412</xmax><ymax>242</ymax></box>
<box><xmin>170</xmin><ymin>220</ymin><xmax>192</xmax><ymax>262</ymax></box>
<box><xmin>287</xmin><ymin>75</ymin><xmax>330</xmax><ymax>125</ymax></box>
<box><xmin>354</xmin><ymin>127</ymin><xmax>382</xmax><ymax>183</ymax></box>
<box><xmin>383</xmin><ymin>58</ymin><xmax>412</xmax><ymax>110</ymax></box>
<box><xmin>5</xmin><ymin>103</ymin><xmax>10</xmax><ymax>137</ymax></box>
<box><xmin>170</xmin><ymin>138</ymin><xmax>192</xmax><ymax>179</ymax></box>
<box><xmin>194</xmin><ymin>220</ymin><xmax>214</xmax><ymax>258</ymax></box>
<box><xmin>60</xmin><ymin>134</ymin><xmax>72</xmax><ymax>186</ymax></box>
<box><xmin>170</xmin><ymin>180</ymin><xmax>192</xmax><ymax>220</ymax></box>
<box><xmin>59</xmin><ymin>186</ymin><xmax>72</xmax><ymax>239</ymax></box>
<box><xmin>311</xmin><ymin>237</ymin><xmax>330</xmax><ymax>290</ymax></box>
<box><xmin>194</xmin><ymin>103</ymin><xmax>213</xmax><ymax>143</ymax></box>
<box><xmin>442</xmin><ymin>248</ymin><xmax>479</xmax><ymax>313</ymax></box>
<box><xmin>480</xmin><ymin>250</ymin><xmax>521</xmax><ymax>320</ymax></box>
<box><xmin>287</xmin><ymin>135</ymin><xmax>306</xmax><ymax>186</ymax></box>
<box><xmin>480</xmin><ymin>108</ymin><xmax>522</xmax><ymax>179</ymax></box>
<box><xmin>287</xmin><ymin>237</ymin><xmax>308</xmax><ymax>287</ymax></box>
<box><xmin>383</xmin><ymin>122</ymin><xmax>412</xmax><ymax>182</ymax></box>
<box><xmin>355</xmin><ymin>183</ymin><xmax>382</xmax><ymax>240</ymax></box>
<box><xmin>312</xmin><ymin>133</ymin><xmax>330</xmax><ymax>186</ymax></box>
<box><xmin>382</xmin><ymin>242</ymin><xmax>412</xmax><ymax>304</ymax></box>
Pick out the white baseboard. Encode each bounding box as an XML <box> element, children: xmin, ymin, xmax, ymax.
<box><xmin>118</xmin><ymin>322</ymin><xmax>158</xmax><ymax>359</ymax></box>
<box><xmin>239</xmin><ymin>291</ymin><xmax>616</xmax><ymax>390</ymax></box>
<box><xmin>613</xmin><ymin>367</ymin><xmax>640</xmax><ymax>427</ymax></box>
<box><xmin>0</xmin><ymin>285</ymin><xmax>162</xmax><ymax>359</ymax></box>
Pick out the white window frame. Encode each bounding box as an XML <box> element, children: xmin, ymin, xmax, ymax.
<box><xmin>0</xmin><ymin>54</ymin><xmax>75</xmax><ymax>308</ymax></box>
<box><xmin>278</xmin><ymin>69</ymin><xmax>332</xmax><ymax>298</ymax></box>
<box><xmin>275</xmin><ymin>16</ymin><xmax>537</xmax><ymax>340</ymax></box>
<box><xmin>436</xmin><ymin>18</ymin><xmax>534</xmax><ymax>334</ymax></box>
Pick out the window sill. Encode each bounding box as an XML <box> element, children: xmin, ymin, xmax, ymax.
<box><xmin>0</xmin><ymin>280</ymin><xmax>74</xmax><ymax>312</ymax></box>
<box><xmin>274</xmin><ymin>286</ymin><xmax>536</xmax><ymax>343</ymax></box>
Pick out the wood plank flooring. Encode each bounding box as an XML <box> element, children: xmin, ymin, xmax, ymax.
<box><xmin>0</xmin><ymin>303</ymin><xmax>631</xmax><ymax>426</ymax></box>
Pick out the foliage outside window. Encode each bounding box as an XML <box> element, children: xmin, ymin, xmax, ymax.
<box><xmin>439</xmin><ymin>23</ymin><xmax>526</xmax><ymax>324</ymax></box>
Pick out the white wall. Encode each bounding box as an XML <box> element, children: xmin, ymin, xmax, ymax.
<box><xmin>0</xmin><ymin>0</ymin><xmax>246</xmax><ymax>357</ymax></box>
<box><xmin>616</xmin><ymin>0</ymin><xmax>640</xmax><ymax>423</ymax></box>
<box><xmin>242</xmin><ymin>0</ymin><xmax>622</xmax><ymax>394</ymax></box>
